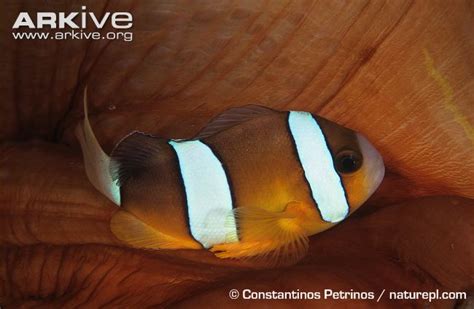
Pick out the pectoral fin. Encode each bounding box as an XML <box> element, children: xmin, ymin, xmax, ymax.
<box><xmin>210</xmin><ymin>203</ymin><xmax>309</xmax><ymax>266</ymax></box>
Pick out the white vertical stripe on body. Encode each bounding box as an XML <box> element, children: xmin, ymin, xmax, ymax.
<box><xmin>288</xmin><ymin>111</ymin><xmax>349</xmax><ymax>223</ymax></box>
<box><xmin>169</xmin><ymin>140</ymin><xmax>237</xmax><ymax>248</ymax></box>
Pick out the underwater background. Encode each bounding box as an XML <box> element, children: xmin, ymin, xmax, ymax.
<box><xmin>0</xmin><ymin>0</ymin><xmax>473</xmax><ymax>307</ymax></box>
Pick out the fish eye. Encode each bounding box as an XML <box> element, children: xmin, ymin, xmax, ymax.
<box><xmin>335</xmin><ymin>150</ymin><xmax>363</xmax><ymax>174</ymax></box>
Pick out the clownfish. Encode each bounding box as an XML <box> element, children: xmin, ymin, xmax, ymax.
<box><xmin>76</xmin><ymin>89</ymin><xmax>384</xmax><ymax>265</ymax></box>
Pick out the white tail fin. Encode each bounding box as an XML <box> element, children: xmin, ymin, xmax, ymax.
<box><xmin>75</xmin><ymin>87</ymin><xmax>121</xmax><ymax>206</ymax></box>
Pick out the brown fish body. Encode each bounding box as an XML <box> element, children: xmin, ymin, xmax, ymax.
<box><xmin>77</xmin><ymin>91</ymin><xmax>385</xmax><ymax>263</ymax></box>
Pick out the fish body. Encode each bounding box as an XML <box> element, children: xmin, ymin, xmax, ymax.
<box><xmin>76</xmin><ymin>90</ymin><xmax>385</xmax><ymax>264</ymax></box>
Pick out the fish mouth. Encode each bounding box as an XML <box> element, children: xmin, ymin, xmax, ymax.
<box><xmin>356</xmin><ymin>133</ymin><xmax>385</xmax><ymax>197</ymax></box>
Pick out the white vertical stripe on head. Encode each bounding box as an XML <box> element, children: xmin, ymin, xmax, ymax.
<box><xmin>168</xmin><ymin>140</ymin><xmax>237</xmax><ymax>248</ymax></box>
<box><xmin>288</xmin><ymin>111</ymin><xmax>349</xmax><ymax>223</ymax></box>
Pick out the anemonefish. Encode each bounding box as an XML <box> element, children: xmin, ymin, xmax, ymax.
<box><xmin>76</xmin><ymin>88</ymin><xmax>385</xmax><ymax>265</ymax></box>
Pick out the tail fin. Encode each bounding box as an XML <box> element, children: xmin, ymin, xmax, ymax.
<box><xmin>75</xmin><ymin>87</ymin><xmax>121</xmax><ymax>206</ymax></box>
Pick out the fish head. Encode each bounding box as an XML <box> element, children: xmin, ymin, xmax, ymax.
<box><xmin>314</xmin><ymin>116</ymin><xmax>385</xmax><ymax>214</ymax></box>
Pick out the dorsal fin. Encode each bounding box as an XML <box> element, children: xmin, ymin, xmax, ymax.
<box><xmin>75</xmin><ymin>87</ymin><xmax>121</xmax><ymax>206</ymax></box>
<box><xmin>110</xmin><ymin>132</ymin><xmax>167</xmax><ymax>187</ymax></box>
<box><xmin>194</xmin><ymin>105</ymin><xmax>278</xmax><ymax>139</ymax></box>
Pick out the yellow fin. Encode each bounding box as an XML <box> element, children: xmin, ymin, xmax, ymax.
<box><xmin>210</xmin><ymin>203</ymin><xmax>309</xmax><ymax>266</ymax></box>
<box><xmin>110</xmin><ymin>210</ymin><xmax>199</xmax><ymax>250</ymax></box>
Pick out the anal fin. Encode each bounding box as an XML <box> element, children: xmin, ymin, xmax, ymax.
<box><xmin>110</xmin><ymin>210</ymin><xmax>200</xmax><ymax>250</ymax></box>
